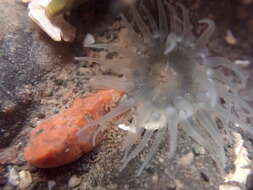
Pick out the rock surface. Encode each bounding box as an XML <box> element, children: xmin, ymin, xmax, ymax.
<box><xmin>0</xmin><ymin>0</ymin><xmax>74</xmax><ymax>149</ymax></box>
<box><xmin>0</xmin><ymin>0</ymin><xmax>253</xmax><ymax>190</ymax></box>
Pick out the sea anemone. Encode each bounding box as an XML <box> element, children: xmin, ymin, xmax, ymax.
<box><xmin>76</xmin><ymin>0</ymin><xmax>253</xmax><ymax>175</ymax></box>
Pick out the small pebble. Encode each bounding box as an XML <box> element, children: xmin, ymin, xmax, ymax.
<box><xmin>48</xmin><ymin>180</ymin><xmax>56</xmax><ymax>190</ymax></box>
<box><xmin>77</xmin><ymin>68</ymin><xmax>91</xmax><ymax>76</ymax></box>
<box><xmin>192</xmin><ymin>144</ymin><xmax>206</xmax><ymax>155</ymax></box>
<box><xmin>225</xmin><ymin>29</ymin><xmax>237</xmax><ymax>45</ymax></box>
<box><xmin>16</xmin><ymin>142</ymin><xmax>23</xmax><ymax>150</ymax></box>
<box><xmin>235</xmin><ymin>60</ymin><xmax>251</xmax><ymax>66</ymax></box>
<box><xmin>219</xmin><ymin>184</ymin><xmax>241</xmax><ymax>190</ymax></box>
<box><xmin>8</xmin><ymin>167</ymin><xmax>19</xmax><ymax>186</ymax></box>
<box><xmin>152</xmin><ymin>174</ymin><xmax>159</xmax><ymax>183</ymax></box>
<box><xmin>178</xmin><ymin>152</ymin><xmax>194</xmax><ymax>167</ymax></box>
<box><xmin>19</xmin><ymin>170</ymin><xmax>32</xmax><ymax>189</ymax></box>
<box><xmin>68</xmin><ymin>175</ymin><xmax>81</xmax><ymax>188</ymax></box>
<box><xmin>158</xmin><ymin>157</ymin><xmax>164</xmax><ymax>163</ymax></box>
<box><xmin>83</xmin><ymin>33</ymin><xmax>95</xmax><ymax>46</ymax></box>
<box><xmin>52</xmin><ymin>108</ymin><xmax>59</xmax><ymax>114</ymax></box>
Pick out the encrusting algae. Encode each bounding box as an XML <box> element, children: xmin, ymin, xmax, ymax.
<box><xmin>76</xmin><ymin>0</ymin><xmax>253</xmax><ymax>176</ymax></box>
<box><xmin>24</xmin><ymin>90</ymin><xmax>123</xmax><ymax>168</ymax></box>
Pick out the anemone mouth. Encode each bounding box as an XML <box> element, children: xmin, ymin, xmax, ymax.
<box><xmin>134</xmin><ymin>48</ymin><xmax>196</xmax><ymax>108</ymax></box>
<box><xmin>76</xmin><ymin>0</ymin><xmax>253</xmax><ymax>176</ymax></box>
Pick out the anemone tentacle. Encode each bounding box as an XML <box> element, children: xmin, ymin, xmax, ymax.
<box><xmin>76</xmin><ymin>0</ymin><xmax>253</xmax><ymax>175</ymax></box>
